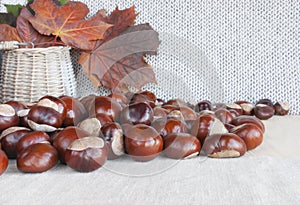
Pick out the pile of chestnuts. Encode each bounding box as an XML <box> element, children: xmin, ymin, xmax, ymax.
<box><xmin>0</xmin><ymin>91</ymin><xmax>289</xmax><ymax>174</ymax></box>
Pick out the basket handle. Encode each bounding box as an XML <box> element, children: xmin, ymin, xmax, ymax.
<box><xmin>0</xmin><ymin>41</ymin><xmax>34</xmax><ymax>50</ymax></box>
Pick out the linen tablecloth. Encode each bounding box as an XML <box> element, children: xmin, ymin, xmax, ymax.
<box><xmin>1</xmin><ymin>116</ymin><xmax>300</xmax><ymax>205</ymax></box>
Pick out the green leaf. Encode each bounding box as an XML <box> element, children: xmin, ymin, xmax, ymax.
<box><xmin>58</xmin><ymin>0</ymin><xmax>70</xmax><ymax>6</ymax></box>
<box><xmin>4</xmin><ymin>4</ymin><xmax>22</xmax><ymax>17</ymax></box>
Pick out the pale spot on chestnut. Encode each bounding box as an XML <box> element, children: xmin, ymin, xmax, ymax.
<box><xmin>37</xmin><ymin>99</ymin><xmax>59</xmax><ymax>112</ymax></box>
<box><xmin>67</xmin><ymin>137</ymin><xmax>105</xmax><ymax>151</ymax></box>
<box><xmin>0</xmin><ymin>104</ymin><xmax>16</xmax><ymax>117</ymax></box>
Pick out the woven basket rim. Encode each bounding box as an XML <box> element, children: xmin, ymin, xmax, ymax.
<box><xmin>9</xmin><ymin>46</ymin><xmax>71</xmax><ymax>53</ymax></box>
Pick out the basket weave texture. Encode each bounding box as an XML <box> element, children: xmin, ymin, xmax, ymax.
<box><xmin>0</xmin><ymin>45</ymin><xmax>76</xmax><ymax>103</ymax></box>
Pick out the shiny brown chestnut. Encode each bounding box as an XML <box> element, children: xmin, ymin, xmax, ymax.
<box><xmin>214</xmin><ymin>108</ymin><xmax>234</xmax><ymax>124</ymax></box>
<box><xmin>53</xmin><ymin>126</ymin><xmax>90</xmax><ymax>164</ymax></box>
<box><xmin>90</xmin><ymin>96</ymin><xmax>122</xmax><ymax>121</ymax></box>
<box><xmin>256</xmin><ymin>99</ymin><xmax>273</xmax><ymax>107</ymax></box>
<box><xmin>5</xmin><ymin>100</ymin><xmax>26</xmax><ymax>113</ymax></box>
<box><xmin>16</xmin><ymin>131</ymin><xmax>50</xmax><ymax>154</ymax></box>
<box><xmin>163</xmin><ymin>133</ymin><xmax>201</xmax><ymax>159</ymax></box>
<box><xmin>100</xmin><ymin>122</ymin><xmax>124</xmax><ymax>160</ymax></box>
<box><xmin>65</xmin><ymin>137</ymin><xmax>107</xmax><ymax>172</ymax></box>
<box><xmin>39</xmin><ymin>95</ymin><xmax>67</xmax><ymax>119</ymax></box>
<box><xmin>129</xmin><ymin>92</ymin><xmax>156</xmax><ymax>108</ymax></box>
<box><xmin>0</xmin><ymin>127</ymin><xmax>31</xmax><ymax>159</ymax></box>
<box><xmin>190</xmin><ymin>114</ymin><xmax>216</xmax><ymax>145</ymax></box>
<box><xmin>230</xmin><ymin>123</ymin><xmax>263</xmax><ymax>150</ymax></box>
<box><xmin>0</xmin><ymin>104</ymin><xmax>19</xmax><ymax>132</ymax></box>
<box><xmin>17</xmin><ymin>109</ymin><xmax>30</xmax><ymax>128</ymax></box>
<box><xmin>95</xmin><ymin>113</ymin><xmax>114</xmax><ymax>126</ymax></box>
<box><xmin>120</xmin><ymin>102</ymin><xmax>154</xmax><ymax>125</ymax></box>
<box><xmin>254</xmin><ymin>104</ymin><xmax>275</xmax><ymax>120</ymax></box>
<box><xmin>138</xmin><ymin>91</ymin><xmax>157</xmax><ymax>103</ymax></box>
<box><xmin>274</xmin><ymin>102</ymin><xmax>290</xmax><ymax>116</ymax></box>
<box><xmin>125</xmin><ymin>124</ymin><xmax>163</xmax><ymax>162</ymax></box>
<box><xmin>152</xmin><ymin>118</ymin><xmax>188</xmax><ymax>139</ymax></box>
<box><xmin>27</xmin><ymin>98</ymin><xmax>65</xmax><ymax>132</ymax></box>
<box><xmin>17</xmin><ymin>142</ymin><xmax>58</xmax><ymax>173</ymax></box>
<box><xmin>194</xmin><ymin>100</ymin><xmax>212</xmax><ymax>112</ymax></box>
<box><xmin>0</xmin><ymin>149</ymin><xmax>8</xmax><ymax>176</ymax></box>
<box><xmin>175</xmin><ymin>106</ymin><xmax>198</xmax><ymax>121</ymax></box>
<box><xmin>60</xmin><ymin>96</ymin><xmax>88</xmax><ymax>127</ymax></box>
<box><xmin>231</xmin><ymin>115</ymin><xmax>265</xmax><ymax>133</ymax></box>
<box><xmin>237</xmin><ymin>102</ymin><xmax>255</xmax><ymax>116</ymax></box>
<box><xmin>203</xmin><ymin>133</ymin><xmax>247</xmax><ymax>158</ymax></box>
<box><xmin>226</xmin><ymin>103</ymin><xmax>243</xmax><ymax>117</ymax></box>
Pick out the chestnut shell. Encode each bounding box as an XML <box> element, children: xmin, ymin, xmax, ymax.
<box><xmin>120</xmin><ymin>102</ymin><xmax>154</xmax><ymax>125</ymax></box>
<box><xmin>17</xmin><ymin>143</ymin><xmax>58</xmax><ymax>173</ymax></box>
<box><xmin>163</xmin><ymin>133</ymin><xmax>201</xmax><ymax>159</ymax></box>
<box><xmin>125</xmin><ymin>124</ymin><xmax>163</xmax><ymax>162</ymax></box>
<box><xmin>203</xmin><ymin>133</ymin><xmax>247</xmax><ymax>158</ymax></box>
<box><xmin>0</xmin><ymin>149</ymin><xmax>8</xmax><ymax>176</ymax></box>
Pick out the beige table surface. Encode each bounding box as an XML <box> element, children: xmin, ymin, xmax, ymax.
<box><xmin>0</xmin><ymin>116</ymin><xmax>300</xmax><ymax>205</ymax></box>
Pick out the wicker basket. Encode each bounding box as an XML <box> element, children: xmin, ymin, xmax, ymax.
<box><xmin>0</xmin><ymin>41</ymin><xmax>77</xmax><ymax>103</ymax></box>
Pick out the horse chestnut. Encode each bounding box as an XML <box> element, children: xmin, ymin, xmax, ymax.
<box><xmin>65</xmin><ymin>137</ymin><xmax>107</xmax><ymax>172</ymax></box>
<box><xmin>125</xmin><ymin>124</ymin><xmax>163</xmax><ymax>162</ymax></box>
<box><xmin>163</xmin><ymin>133</ymin><xmax>201</xmax><ymax>159</ymax></box>
<box><xmin>17</xmin><ymin>143</ymin><xmax>58</xmax><ymax>173</ymax></box>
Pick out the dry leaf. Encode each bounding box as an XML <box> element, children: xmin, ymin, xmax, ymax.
<box><xmin>28</xmin><ymin>0</ymin><xmax>112</xmax><ymax>50</ymax></box>
<box><xmin>0</xmin><ymin>24</ymin><xmax>22</xmax><ymax>42</ymax></box>
<box><xmin>16</xmin><ymin>7</ymin><xmax>55</xmax><ymax>47</ymax></box>
<box><xmin>79</xmin><ymin>23</ymin><xmax>159</xmax><ymax>91</ymax></box>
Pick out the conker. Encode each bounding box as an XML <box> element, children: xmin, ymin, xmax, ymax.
<box><xmin>5</xmin><ymin>100</ymin><xmax>26</xmax><ymax>113</ymax></box>
<box><xmin>274</xmin><ymin>102</ymin><xmax>289</xmax><ymax>116</ymax></box>
<box><xmin>27</xmin><ymin>98</ymin><xmax>65</xmax><ymax>132</ymax></box>
<box><xmin>254</xmin><ymin>104</ymin><xmax>275</xmax><ymax>120</ymax></box>
<box><xmin>214</xmin><ymin>108</ymin><xmax>234</xmax><ymax>124</ymax></box>
<box><xmin>0</xmin><ymin>104</ymin><xmax>19</xmax><ymax>132</ymax></box>
<box><xmin>152</xmin><ymin>118</ymin><xmax>188</xmax><ymax>139</ymax></box>
<box><xmin>53</xmin><ymin>126</ymin><xmax>90</xmax><ymax>164</ymax></box>
<box><xmin>194</xmin><ymin>100</ymin><xmax>212</xmax><ymax>112</ymax></box>
<box><xmin>231</xmin><ymin>116</ymin><xmax>265</xmax><ymax>133</ymax></box>
<box><xmin>163</xmin><ymin>133</ymin><xmax>201</xmax><ymax>159</ymax></box>
<box><xmin>60</xmin><ymin>96</ymin><xmax>88</xmax><ymax>127</ymax></box>
<box><xmin>16</xmin><ymin>131</ymin><xmax>50</xmax><ymax>154</ymax></box>
<box><xmin>230</xmin><ymin>123</ymin><xmax>263</xmax><ymax>150</ymax></box>
<box><xmin>17</xmin><ymin>143</ymin><xmax>58</xmax><ymax>173</ymax></box>
<box><xmin>65</xmin><ymin>137</ymin><xmax>107</xmax><ymax>172</ymax></box>
<box><xmin>190</xmin><ymin>114</ymin><xmax>216</xmax><ymax>144</ymax></box>
<box><xmin>120</xmin><ymin>102</ymin><xmax>154</xmax><ymax>125</ymax></box>
<box><xmin>90</xmin><ymin>96</ymin><xmax>122</xmax><ymax>121</ymax></box>
<box><xmin>0</xmin><ymin>127</ymin><xmax>31</xmax><ymax>159</ymax></box>
<box><xmin>100</xmin><ymin>122</ymin><xmax>124</xmax><ymax>160</ymax></box>
<box><xmin>125</xmin><ymin>124</ymin><xmax>163</xmax><ymax>162</ymax></box>
<box><xmin>203</xmin><ymin>133</ymin><xmax>247</xmax><ymax>158</ymax></box>
<box><xmin>0</xmin><ymin>149</ymin><xmax>8</xmax><ymax>176</ymax></box>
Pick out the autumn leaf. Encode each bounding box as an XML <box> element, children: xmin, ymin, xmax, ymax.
<box><xmin>79</xmin><ymin>23</ymin><xmax>159</xmax><ymax>91</ymax></box>
<box><xmin>101</xmin><ymin>54</ymin><xmax>157</xmax><ymax>91</ymax></box>
<box><xmin>0</xmin><ymin>24</ymin><xmax>22</xmax><ymax>42</ymax></box>
<box><xmin>16</xmin><ymin>7</ymin><xmax>55</xmax><ymax>47</ymax></box>
<box><xmin>28</xmin><ymin>0</ymin><xmax>112</xmax><ymax>50</ymax></box>
<box><xmin>99</xmin><ymin>6</ymin><xmax>138</xmax><ymax>42</ymax></box>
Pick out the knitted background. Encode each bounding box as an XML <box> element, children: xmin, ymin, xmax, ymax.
<box><xmin>1</xmin><ymin>0</ymin><xmax>300</xmax><ymax>114</ymax></box>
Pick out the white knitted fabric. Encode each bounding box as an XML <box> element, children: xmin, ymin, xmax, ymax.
<box><xmin>1</xmin><ymin>0</ymin><xmax>300</xmax><ymax>114</ymax></box>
